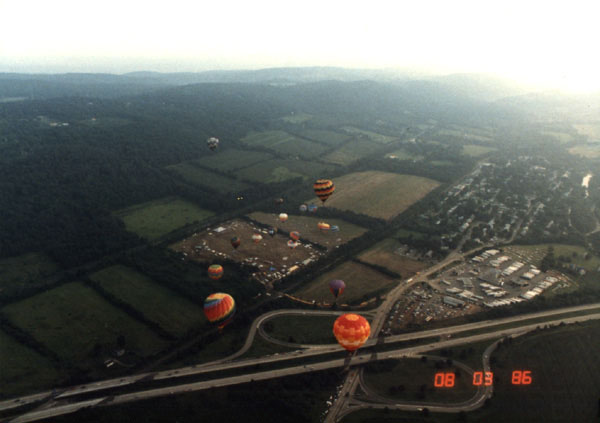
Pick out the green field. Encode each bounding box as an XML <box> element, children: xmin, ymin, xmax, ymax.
<box><xmin>395</xmin><ymin>228</ymin><xmax>427</xmax><ymax>240</ymax></box>
<box><xmin>541</xmin><ymin>130</ymin><xmax>575</xmax><ymax>144</ymax></box>
<box><xmin>324</xmin><ymin>139</ymin><xmax>384</xmax><ymax>165</ymax></box>
<box><xmin>341</xmin><ymin>126</ymin><xmax>396</xmax><ymax>143</ymax></box>
<box><xmin>89</xmin><ymin>265</ymin><xmax>206</xmax><ymax>337</ymax></box>
<box><xmin>307</xmin><ymin>171</ymin><xmax>440</xmax><ymax>220</ymax></box>
<box><xmin>568</xmin><ymin>144</ymin><xmax>600</xmax><ymax>158</ymax></box>
<box><xmin>362</xmin><ymin>358</ymin><xmax>477</xmax><ymax>403</ymax></box>
<box><xmin>167</xmin><ymin>162</ymin><xmax>250</xmax><ymax>192</ymax></box>
<box><xmin>386</xmin><ymin>148</ymin><xmax>424</xmax><ymax>161</ymax></box>
<box><xmin>240</xmin><ymin>130</ymin><xmax>328</xmax><ymax>158</ymax></box>
<box><xmin>236</xmin><ymin>158</ymin><xmax>337</xmax><ymax>183</ymax></box>
<box><xmin>299</xmin><ymin>129</ymin><xmax>351</xmax><ymax>146</ymax></box>
<box><xmin>0</xmin><ymin>330</ymin><xmax>60</xmax><ymax>396</ymax></box>
<box><xmin>115</xmin><ymin>197</ymin><xmax>214</xmax><ymax>240</ymax></box>
<box><xmin>248</xmin><ymin>212</ymin><xmax>367</xmax><ymax>248</ymax></box>
<box><xmin>263</xmin><ymin>314</ymin><xmax>370</xmax><ymax>345</ymax></box>
<box><xmin>438</xmin><ymin>127</ymin><xmax>494</xmax><ymax>142</ymax></box>
<box><xmin>194</xmin><ymin>149</ymin><xmax>273</xmax><ymax>171</ymax></box>
<box><xmin>2</xmin><ymin>282</ymin><xmax>168</xmax><ymax>362</ymax></box>
<box><xmin>0</xmin><ymin>252</ymin><xmax>60</xmax><ymax>291</ymax></box>
<box><xmin>462</xmin><ymin>144</ymin><xmax>497</xmax><ymax>157</ymax></box>
<box><xmin>280</xmin><ymin>112</ymin><xmax>313</xmax><ymax>123</ymax></box>
<box><xmin>293</xmin><ymin>261</ymin><xmax>397</xmax><ymax>304</ymax></box>
<box><xmin>505</xmin><ymin>244</ymin><xmax>600</xmax><ymax>272</ymax></box>
<box><xmin>357</xmin><ymin>238</ymin><xmax>427</xmax><ymax>277</ymax></box>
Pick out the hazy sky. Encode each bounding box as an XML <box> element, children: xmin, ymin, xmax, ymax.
<box><xmin>1</xmin><ymin>0</ymin><xmax>599</xmax><ymax>92</ymax></box>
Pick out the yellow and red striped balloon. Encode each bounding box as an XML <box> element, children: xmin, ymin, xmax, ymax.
<box><xmin>208</xmin><ymin>264</ymin><xmax>223</xmax><ymax>280</ymax></box>
<box><xmin>333</xmin><ymin>313</ymin><xmax>370</xmax><ymax>351</ymax></box>
<box><xmin>313</xmin><ymin>179</ymin><xmax>335</xmax><ymax>203</ymax></box>
<box><xmin>290</xmin><ymin>231</ymin><xmax>300</xmax><ymax>241</ymax></box>
<box><xmin>318</xmin><ymin>222</ymin><xmax>330</xmax><ymax>232</ymax></box>
<box><xmin>203</xmin><ymin>293</ymin><xmax>235</xmax><ymax>329</ymax></box>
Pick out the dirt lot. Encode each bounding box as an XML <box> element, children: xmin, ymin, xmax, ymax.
<box><xmin>170</xmin><ymin>219</ymin><xmax>324</xmax><ymax>286</ymax></box>
<box><xmin>357</xmin><ymin>238</ymin><xmax>429</xmax><ymax>278</ymax></box>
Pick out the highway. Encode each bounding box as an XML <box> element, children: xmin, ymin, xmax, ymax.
<box><xmin>5</xmin><ymin>313</ymin><xmax>599</xmax><ymax>423</ymax></box>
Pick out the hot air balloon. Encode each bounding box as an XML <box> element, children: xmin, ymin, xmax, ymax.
<box><xmin>329</xmin><ymin>279</ymin><xmax>346</xmax><ymax>298</ymax></box>
<box><xmin>231</xmin><ymin>236</ymin><xmax>241</xmax><ymax>249</ymax></box>
<box><xmin>318</xmin><ymin>222</ymin><xmax>330</xmax><ymax>232</ymax></box>
<box><xmin>268</xmin><ymin>227</ymin><xmax>276</xmax><ymax>237</ymax></box>
<box><xmin>207</xmin><ymin>137</ymin><xmax>219</xmax><ymax>151</ymax></box>
<box><xmin>279</xmin><ymin>213</ymin><xmax>288</xmax><ymax>223</ymax></box>
<box><xmin>308</xmin><ymin>204</ymin><xmax>318</xmax><ymax>213</ymax></box>
<box><xmin>313</xmin><ymin>179</ymin><xmax>335</xmax><ymax>204</ymax></box>
<box><xmin>299</xmin><ymin>204</ymin><xmax>308</xmax><ymax>212</ymax></box>
<box><xmin>333</xmin><ymin>314</ymin><xmax>370</xmax><ymax>351</ymax></box>
<box><xmin>208</xmin><ymin>264</ymin><xmax>223</xmax><ymax>280</ymax></box>
<box><xmin>204</xmin><ymin>293</ymin><xmax>235</xmax><ymax>329</ymax></box>
<box><xmin>290</xmin><ymin>231</ymin><xmax>300</xmax><ymax>241</ymax></box>
<box><xmin>331</xmin><ymin>225</ymin><xmax>340</xmax><ymax>232</ymax></box>
<box><xmin>252</xmin><ymin>233</ymin><xmax>263</xmax><ymax>244</ymax></box>
<box><xmin>287</xmin><ymin>240</ymin><xmax>299</xmax><ymax>249</ymax></box>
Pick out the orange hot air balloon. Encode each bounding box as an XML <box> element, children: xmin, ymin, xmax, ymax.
<box><xmin>279</xmin><ymin>213</ymin><xmax>288</xmax><ymax>223</ymax></box>
<box><xmin>208</xmin><ymin>264</ymin><xmax>224</xmax><ymax>280</ymax></box>
<box><xmin>252</xmin><ymin>233</ymin><xmax>263</xmax><ymax>244</ymax></box>
<box><xmin>333</xmin><ymin>314</ymin><xmax>370</xmax><ymax>351</ymax></box>
<box><xmin>290</xmin><ymin>231</ymin><xmax>300</xmax><ymax>241</ymax></box>
<box><xmin>313</xmin><ymin>179</ymin><xmax>335</xmax><ymax>204</ymax></box>
<box><xmin>203</xmin><ymin>293</ymin><xmax>235</xmax><ymax>329</ymax></box>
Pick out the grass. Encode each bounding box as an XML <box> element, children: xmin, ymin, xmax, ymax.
<box><xmin>324</xmin><ymin>139</ymin><xmax>384</xmax><ymax>165</ymax></box>
<box><xmin>236</xmin><ymin>159</ymin><xmax>337</xmax><ymax>183</ymax></box>
<box><xmin>293</xmin><ymin>261</ymin><xmax>397</xmax><ymax>304</ymax></box>
<box><xmin>462</xmin><ymin>144</ymin><xmax>497</xmax><ymax>157</ymax></box>
<box><xmin>280</xmin><ymin>112</ymin><xmax>313</xmax><ymax>123</ymax></box>
<box><xmin>193</xmin><ymin>149</ymin><xmax>273</xmax><ymax>171</ymax></box>
<box><xmin>430</xmin><ymin>160</ymin><xmax>454</xmax><ymax>166</ymax></box>
<box><xmin>263</xmin><ymin>314</ymin><xmax>342</xmax><ymax>345</ymax></box>
<box><xmin>0</xmin><ymin>252</ymin><xmax>60</xmax><ymax>291</ymax></box>
<box><xmin>306</xmin><ymin>171</ymin><xmax>440</xmax><ymax>220</ymax></box>
<box><xmin>341</xmin><ymin>126</ymin><xmax>396</xmax><ymax>143</ymax></box>
<box><xmin>2</xmin><ymin>282</ymin><xmax>168</xmax><ymax>362</ymax></box>
<box><xmin>574</xmin><ymin>123</ymin><xmax>600</xmax><ymax>141</ymax></box>
<box><xmin>166</xmin><ymin>162</ymin><xmax>250</xmax><ymax>192</ymax></box>
<box><xmin>395</xmin><ymin>228</ymin><xmax>427</xmax><ymax>240</ymax></box>
<box><xmin>437</xmin><ymin>128</ymin><xmax>494</xmax><ymax>143</ymax></box>
<box><xmin>0</xmin><ymin>330</ymin><xmax>60</xmax><ymax>397</ymax></box>
<box><xmin>248</xmin><ymin>212</ymin><xmax>367</xmax><ymax>248</ymax></box>
<box><xmin>357</xmin><ymin>238</ymin><xmax>427</xmax><ymax>277</ymax></box>
<box><xmin>299</xmin><ymin>129</ymin><xmax>351</xmax><ymax>146</ymax></box>
<box><xmin>241</xmin><ymin>334</ymin><xmax>298</xmax><ymax>358</ymax></box>
<box><xmin>240</xmin><ymin>130</ymin><xmax>328</xmax><ymax>158</ymax></box>
<box><xmin>504</xmin><ymin>244</ymin><xmax>600</xmax><ymax>272</ymax></box>
<box><xmin>386</xmin><ymin>148</ymin><xmax>424</xmax><ymax>161</ymax></box>
<box><xmin>540</xmin><ymin>130</ymin><xmax>575</xmax><ymax>144</ymax></box>
<box><xmin>115</xmin><ymin>197</ymin><xmax>214</xmax><ymax>240</ymax></box>
<box><xmin>568</xmin><ymin>144</ymin><xmax>600</xmax><ymax>158</ymax></box>
<box><xmin>89</xmin><ymin>265</ymin><xmax>207</xmax><ymax>337</ymax></box>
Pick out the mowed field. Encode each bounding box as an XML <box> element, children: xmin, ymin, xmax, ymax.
<box><xmin>115</xmin><ymin>197</ymin><xmax>214</xmax><ymax>240</ymax></box>
<box><xmin>307</xmin><ymin>171</ymin><xmax>440</xmax><ymax>220</ymax></box>
<box><xmin>293</xmin><ymin>261</ymin><xmax>397</xmax><ymax>304</ymax></box>
<box><xmin>166</xmin><ymin>162</ymin><xmax>250</xmax><ymax>192</ymax></box>
<box><xmin>568</xmin><ymin>144</ymin><xmax>600</xmax><ymax>158</ymax></box>
<box><xmin>357</xmin><ymin>238</ymin><xmax>427</xmax><ymax>278</ymax></box>
<box><xmin>0</xmin><ymin>252</ymin><xmax>59</xmax><ymax>291</ymax></box>
<box><xmin>324</xmin><ymin>138</ymin><xmax>383</xmax><ymax>165</ymax></box>
<box><xmin>236</xmin><ymin>159</ymin><xmax>336</xmax><ymax>183</ymax></box>
<box><xmin>194</xmin><ymin>149</ymin><xmax>273</xmax><ymax>171</ymax></box>
<box><xmin>299</xmin><ymin>129</ymin><xmax>351</xmax><ymax>146</ymax></box>
<box><xmin>0</xmin><ymin>330</ymin><xmax>60</xmax><ymax>396</ymax></box>
<box><xmin>505</xmin><ymin>244</ymin><xmax>600</xmax><ymax>272</ymax></box>
<box><xmin>1</xmin><ymin>282</ymin><xmax>168</xmax><ymax>362</ymax></box>
<box><xmin>385</xmin><ymin>148</ymin><xmax>424</xmax><ymax>161</ymax></box>
<box><xmin>240</xmin><ymin>130</ymin><xmax>328</xmax><ymax>158</ymax></box>
<box><xmin>89</xmin><ymin>265</ymin><xmax>206</xmax><ymax>337</ymax></box>
<box><xmin>341</xmin><ymin>126</ymin><xmax>396</xmax><ymax>143</ymax></box>
<box><xmin>248</xmin><ymin>212</ymin><xmax>367</xmax><ymax>249</ymax></box>
<box><xmin>462</xmin><ymin>144</ymin><xmax>497</xmax><ymax>157</ymax></box>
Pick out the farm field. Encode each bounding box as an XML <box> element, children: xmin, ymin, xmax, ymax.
<box><xmin>395</xmin><ymin>228</ymin><xmax>427</xmax><ymax>240</ymax></box>
<box><xmin>194</xmin><ymin>149</ymin><xmax>273</xmax><ymax>171</ymax></box>
<box><xmin>115</xmin><ymin>197</ymin><xmax>214</xmax><ymax>241</ymax></box>
<box><xmin>292</xmin><ymin>261</ymin><xmax>397</xmax><ymax>304</ymax></box>
<box><xmin>248</xmin><ymin>212</ymin><xmax>367</xmax><ymax>249</ymax></box>
<box><xmin>437</xmin><ymin>127</ymin><xmax>494</xmax><ymax>142</ymax></box>
<box><xmin>574</xmin><ymin>123</ymin><xmax>600</xmax><ymax>141</ymax></box>
<box><xmin>0</xmin><ymin>330</ymin><xmax>60</xmax><ymax>396</ymax></box>
<box><xmin>357</xmin><ymin>238</ymin><xmax>427</xmax><ymax>278</ymax></box>
<box><xmin>504</xmin><ymin>244</ymin><xmax>600</xmax><ymax>272</ymax></box>
<box><xmin>240</xmin><ymin>130</ymin><xmax>328</xmax><ymax>158</ymax></box>
<box><xmin>89</xmin><ymin>265</ymin><xmax>206</xmax><ymax>337</ymax></box>
<box><xmin>1</xmin><ymin>282</ymin><xmax>168</xmax><ymax>362</ymax></box>
<box><xmin>341</xmin><ymin>126</ymin><xmax>396</xmax><ymax>143</ymax></box>
<box><xmin>280</xmin><ymin>112</ymin><xmax>312</xmax><ymax>123</ymax></box>
<box><xmin>298</xmin><ymin>129</ymin><xmax>351</xmax><ymax>146</ymax></box>
<box><xmin>0</xmin><ymin>252</ymin><xmax>60</xmax><ymax>291</ymax></box>
<box><xmin>324</xmin><ymin>139</ymin><xmax>384</xmax><ymax>165</ymax></box>
<box><xmin>236</xmin><ymin>159</ymin><xmax>336</xmax><ymax>183</ymax></box>
<box><xmin>568</xmin><ymin>144</ymin><xmax>600</xmax><ymax>158</ymax></box>
<box><xmin>385</xmin><ymin>148</ymin><xmax>424</xmax><ymax>161</ymax></box>
<box><xmin>306</xmin><ymin>171</ymin><xmax>440</xmax><ymax>220</ymax></box>
<box><xmin>541</xmin><ymin>130</ymin><xmax>575</xmax><ymax>144</ymax></box>
<box><xmin>462</xmin><ymin>144</ymin><xmax>497</xmax><ymax>157</ymax></box>
<box><xmin>166</xmin><ymin>162</ymin><xmax>250</xmax><ymax>192</ymax></box>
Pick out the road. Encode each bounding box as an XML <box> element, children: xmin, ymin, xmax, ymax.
<box><xmin>5</xmin><ymin>313</ymin><xmax>599</xmax><ymax>423</ymax></box>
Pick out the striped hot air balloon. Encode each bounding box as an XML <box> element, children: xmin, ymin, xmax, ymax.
<box><xmin>279</xmin><ymin>213</ymin><xmax>288</xmax><ymax>223</ymax></box>
<box><xmin>203</xmin><ymin>293</ymin><xmax>235</xmax><ymax>329</ymax></box>
<box><xmin>290</xmin><ymin>231</ymin><xmax>300</xmax><ymax>241</ymax></box>
<box><xmin>333</xmin><ymin>314</ymin><xmax>370</xmax><ymax>351</ymax></box>
<box><xmin>231</xmin><ymin>236</ymin><xmax>241</xmax><ymax>249</ymax></box>
<box><xmin>329</xmin><ymin>279</ymin><xmax>346</xmax><ymax>299</ymax></box>
<box><xmin>252</xmin><ymin>233</ymin><xmax>263</xmax><ymax>244</ymax></box>
<box><xmin>318</xmin><ymin>222</ymin><xmax>330</xmax><ymax>232</ymax></box>
<box><xmin>287</xmin><ymin>240</ymin><xmax>299</xmax><ymax>249</ymax></box>
<box><xmin>208</xmin><ymin>264</ymin><xmax>223</xmax><ymax>280</ymax></box>
<box><xmin>313</xmin><ymin>179</ymin><xmax>335</xmax><ymax>204</ymax></box>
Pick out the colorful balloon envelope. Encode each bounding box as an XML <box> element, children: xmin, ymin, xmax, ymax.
<box><xmin>287</xmin><ymin>240</ymin><xmax>299</xmax><ymax>249</ymax></box>
<box><xmin>231</xmin><ymin>236</ymin><xmax>241</xmax><ymax>249</ymax></box>
<box><xmin>208</xmin><ymin>264</ymin><xmax>224</xmax><ymax>280</ymax></box>
<box><xmin>268</xmin><ymin>227</ymin><xmax>276</xmax><ymax>237</ymax></box>
<box><xmin>331</xmin><ymin>225</ymin><xmax>340</xmax><ymax>232</ymax></box>
<box><xmin>333</xmin><ymin>314</ymin><xmax>370</xmax><ymax>351</ymax></box>
<box><xmin>206</xmin><ymin>137</ymin><xmax>219</xmax><ymax>151</ymax></box>
<box><xmin>279</xmin><ymin>213</ymin><xmax>288</xmax><ymax>222</ymax></box>
<box><xmin>308</xmin><ymin>204</ymin><xmax>318</xmax><ymax>213</ymax></box>
<box><xmin>299</xmin><ymin>204</ymin><xmax>308</xmax><ymax>212</ymax></box>
<box><xmin>329</xmin><ymin>279</ymin><xmax>346</xmax><ymax>298</ymax></box>
<box><xmin>204</xmin><ymin>293</ymin><xmax>235</xmax><ymax>329</ymax></box>
<box><xmin>252</xmin><ymin>233</ymin><xmax>263</xmax><ymax>244</ymax></box>
<box><xmin>313</xmin><ymin>179</ymin><xmax>335</xmax><ymax>203</ymax></box>
<box><xmin>318</xmin><ymin>222</ymin><xmax>330</xmax><ymax>232</ymax></box>
<box><xmin>290</xmin><ymin>231</ymin><xmax>300</xmax><ymax>241</ymax></box>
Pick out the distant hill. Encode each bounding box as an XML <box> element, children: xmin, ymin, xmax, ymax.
<box><xmin>430</xmin><ymin>73</ymin><xmax>534</xmax><ymax>102</ymax></box>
